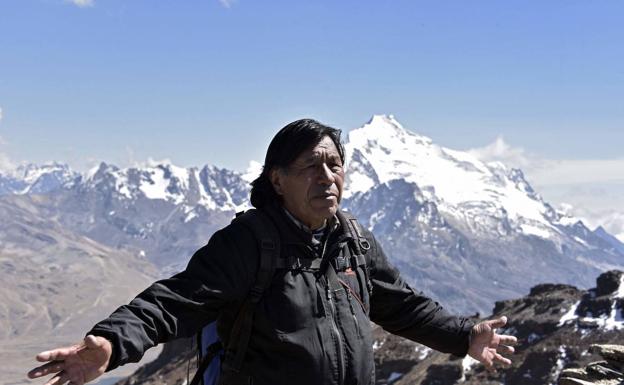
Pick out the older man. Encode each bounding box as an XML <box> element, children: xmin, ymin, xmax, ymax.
<box><xmin>29</xmin><ymin>119</ymin><xmax>516</xmax><ymax>385</ymax></box>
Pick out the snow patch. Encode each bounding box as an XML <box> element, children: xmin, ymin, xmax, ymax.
<box><xmin>614</xmin><ymin>276</ymin><xmax>624</xmax><ymax>299</ymax></box>
<box><xmin>560</xmin><ymin>278</ymin><xmax>624</xmax><ymax>330</ymax></box>
<box><xmin>184</xmin><ymin>210</ymin><xmax>198</xmax><ymax>223</ymax></box>
<box><xmin>387</xmin><ymin>372</ymin><xmax>403</xmax><ymax>383</ymax></box>
<box><xmin>416</xmin><ymin>346</ymin><xmax>431</xmax><ymax>360</ymax></box>
<box><xmin>521</xmin><ymin>224</ymin><xmax>553</xmax><ymax>239</ymax></box>
<box><xmin>558</xmin><ymin>301</ymin><xmax>580</xmax><ymax>327</ymax></box>
<box><xmin>242</xmin><ymin>160</ymin><xmax>262</xmax><ymax>183</ymax></box>
<box><xmin>550</xmin><ymin>345</ymin><xmax>567</xmax><ymax>384</ymax></box>
<box><xmin>459</xmin><ymin>355</ymin><xmax>479</xmax><ymax>382</ymax></box>
<box><xmin>573</xmin><ymin>236</ymin><xmax>588</xmax><ymax>246</ymax></box>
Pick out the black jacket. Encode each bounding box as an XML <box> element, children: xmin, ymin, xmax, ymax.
<box><xmin>90</xmin><ymin>204</ymin><xmax>473</xmax><ymax>385</ymax></box>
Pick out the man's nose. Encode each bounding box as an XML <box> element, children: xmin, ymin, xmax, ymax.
<box><xmin>318</xmin><ymin>163</ymin><xmax>335</xmax><ymax>185</ymax></box>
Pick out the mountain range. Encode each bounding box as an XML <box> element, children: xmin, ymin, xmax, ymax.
<box><xmin>2</xmin><ymin>115</ymin><xmax>622</xmax><ymax>312</ymax></box>
<box><xmin>2</xmin><ymin>114</ymin><xmax>623</xmax><ymax>383</ymax></box>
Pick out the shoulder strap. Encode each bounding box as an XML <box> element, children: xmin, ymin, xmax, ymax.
<box><xmin>225</xmin><ymin>209</ymin><xmax>281</xmax><ymax>373</ymax></box>
<box><xmin>339</xmin><ymin>210</ymin><xmax>371</xmax><ymax>254</ymax></box>
<box><xmin>337</xmin><ymin>210</ymin><xmax>374</xmax><ymax>296</ymax></box>
<box><xmin>190</xmin><ymin>339</ymin><xmax>223</xmax><ymax>385</ymax></box>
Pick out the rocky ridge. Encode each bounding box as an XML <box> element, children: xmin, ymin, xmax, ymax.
<box><xmin>558</xmin><ymin>344</ymin><xmax>624</xmax><ymax>385</ymax></box>
<box><xmin>372</xmin><ymin>270</ymin><xmax>624</xmax><ymax>385</ymax></box>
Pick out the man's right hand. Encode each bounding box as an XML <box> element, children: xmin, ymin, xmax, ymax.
<box><xmin>28</xmin><ymin>335</ymin><xmax>112</xmax><ymax>385</ymax></box>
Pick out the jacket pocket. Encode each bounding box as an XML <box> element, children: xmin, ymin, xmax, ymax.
<box><xmin>264</xmin><ymin>270</ymin><xmax>318</xmax><ymax>334</ymax></box>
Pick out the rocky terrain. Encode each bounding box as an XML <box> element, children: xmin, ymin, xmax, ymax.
<box><xmin>372</xmin><ymin>270</ymin><xmax>624</xmax><ymax>385</ymax></box>
<box><xmin>110</xmin><ymin>270</ymin><xmax>624</xmax><ymax>385</ymax></box>
<box><xmin>558</xmin><ymin>344</ymin><xmax>624</xmax><ymax>385</ymax></box>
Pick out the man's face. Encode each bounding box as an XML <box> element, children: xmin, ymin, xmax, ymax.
<box><xmin>270</xmin><ymin>135</ymin><xmax>345</xmax><ymax>230</ymax></box>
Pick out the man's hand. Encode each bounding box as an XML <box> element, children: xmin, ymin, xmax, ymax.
<box><xmin>468</xmin><ymin>316</ymin><xmax>517</xmax><ymax>371</ymax></box>
<box><xmin>28</xmin><ymin>335</ymin><xmax>112</xmax><ymax>385</ymax></box>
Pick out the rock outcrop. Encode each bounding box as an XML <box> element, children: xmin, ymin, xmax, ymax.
<box><xmin>558</xmin><ymin>344</ymin><xmax>624</xmax><ymax>385</ymax></box>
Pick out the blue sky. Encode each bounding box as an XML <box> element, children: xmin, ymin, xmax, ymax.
<box><xmin>1</xmin><ymin>0</ymin><xmax>623</xmax><ymax>173</ymax></box>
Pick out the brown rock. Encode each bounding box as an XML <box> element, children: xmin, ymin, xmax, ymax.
<box><xmin>560</xmin><ymin>368</ymin><xmax>590</xmax><ymax>380</ymax></box>
<box><xmin>589</xmin><ymin>345</ymin><xmax>624</xmax><ymax>363</ymax></box>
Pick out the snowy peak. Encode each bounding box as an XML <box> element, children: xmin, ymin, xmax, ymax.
<box><xmin>344</xmin><ymin>115</ymin><xmax>585</xmax><ymax>242</ymax></box>
<box><xmin>84</xmin><ymin>161</ymin><xmax>249</xmax><ymax>211</ymax></box>
<box><xmin>360</xmin><ymin>114</ymin><xmax>429</xmax><ymax>142</ymax></box>
<box><xmin>0</xmin><ymin>162</ymin><xmax>79</xmax><ymax>195</ymax></box>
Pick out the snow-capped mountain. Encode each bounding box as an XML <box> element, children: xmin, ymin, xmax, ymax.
<box><xmin>84</xmin><ymin>161</ymin><xmax>250</xmax><ymax>213</ymax></box>
<box><xmin>0</xmin><ymin>162</ymin><xmax>79</xmax><ymax>195</ymax></box>
<box><xmin>342</xmin><ymin>115</ymin><xmax>624</xmax><ymax>313</ymax></box>
<box><xmin>0</xmin><ymin>160</ymin><xmax>251</xmax><ymax>272</ymax></box>
<box><xmin>345</xmin><ymin>114</ymin><xmax>565</xmax><ymax>239</ymax></box>
<box><xmin>1</xmin><ymin>115</ymin><xmax>623</xmax><ymax>313</ymax></box>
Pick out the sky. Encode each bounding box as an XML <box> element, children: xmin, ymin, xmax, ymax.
<box><xmin>0</xmin><ymin>0</ymin><xmax>622</xmax><ymax>236</ymax></box>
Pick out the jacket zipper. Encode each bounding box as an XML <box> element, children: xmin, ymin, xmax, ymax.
<box><xmin>326</xmin><ymin>284</ymin><xmax>346</xmax><ymax>385</ymax></box>
<box><xmin>339</xmin><ymin>280</ymin><xmax>361</xmax><ymax>339</ymax></box>
<box><xmin>338</xmin><ymin>278</ymin><xmax>368</xmax><ymax>313</ymax></box>
<box><xmin>321</xmin><ymin>236</ymin><xmax>346</xmax><ymax>385</ymax></box>
<box><xmin>346</xmin><ymin>286</ymin><xmax>361</xmax><ymax>338</ymax></box>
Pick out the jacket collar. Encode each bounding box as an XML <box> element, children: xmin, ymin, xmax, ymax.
<box><xmin>261</xmin><ymin>202</ymin><xmax>350</xmax><ymax>248</ymax></box>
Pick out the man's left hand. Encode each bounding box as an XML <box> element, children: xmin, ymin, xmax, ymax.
<box><xmin>468</xmin><ymin>315</ymin><xmax>517</xmax><ymax>371</ymax></box>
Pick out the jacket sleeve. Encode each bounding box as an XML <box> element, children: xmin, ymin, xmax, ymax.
<box><xmin>88</xmin><ymin>223</ymin><xmax>258</xmax><ymax>371</ymax></box>
<box><xmin>367</xmin><ymin>232</ymin><xmax>473</xmax><ymax>357</ymax></box>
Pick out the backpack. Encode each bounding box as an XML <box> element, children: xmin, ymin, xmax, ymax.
<box><xmin>190</xmin><ymin>208</ymin><xmax>373</xmax><ymax>385</ymax></box>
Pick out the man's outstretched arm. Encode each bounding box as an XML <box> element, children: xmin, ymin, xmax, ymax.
<box><xmin>29</xmin><ymin>223</ymin><xmax>258</xmax><ymax>384</ymax></box>
<box><xmin>366</xmin><ymin>232</ymin><xmax>516</xmax><ymax>367</ymax></box>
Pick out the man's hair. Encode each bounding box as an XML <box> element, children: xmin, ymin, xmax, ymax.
<box><xmin>250</xmin><ymin>118</ymin><xmax>345</xmax><ymax>208</ymax></box>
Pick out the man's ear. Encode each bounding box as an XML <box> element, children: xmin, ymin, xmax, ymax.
<box><xmin>269</xmin><ymin>168</ymin><xmax>284</xmax><ymax>196</ymax></box>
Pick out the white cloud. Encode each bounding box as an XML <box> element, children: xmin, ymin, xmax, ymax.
<box><xmin>0</xmin><ymin>137</ymin><xmax>14</xmax><ymax>174</ymax></box>
<box><xmin>469</xmin><ymin>137</ymin><xmax>624</xmax><ymax>241</ymax></box>
<box><xmin>218</xmin><ymin>0</ymin><xmax>236</xmax><ymax>8</ymax></box>
<box><xmin>468</xmin><ymin>137</ymin><xmax>624</xmax><ymax>187</ymax></box>
<box><xmin>0</xmin><ymin>151</ymin><xmax>14</xmax><ymax>172</ymax></box>
<box><xmin>242</xmin><ymin>160</ymin><xmax>262</xmax><ymax>183</ymax></box>
<box><xmin>467</xmin><ymin>136</ymin><xmax>531</xmax><ymax>169</ymax></box>
<box><xmin>65</xmin><ymin>0</ymin><xmax>94</xmax><ymax>8</ymax></box>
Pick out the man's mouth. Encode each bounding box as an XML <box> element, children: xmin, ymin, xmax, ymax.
<box><xmin>316</xmin><ymin>192</ymin><xmax>337</xmax><ymax>199</ymax></box>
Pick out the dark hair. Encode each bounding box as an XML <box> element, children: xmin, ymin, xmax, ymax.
<box><xmin>250</xmin><ymin>118</ymin><xmax>345</xmax><ymax>208</ymax></box>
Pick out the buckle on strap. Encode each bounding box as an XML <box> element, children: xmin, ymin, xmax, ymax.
<box><xmin>350</xmin><ymin>254</ymin><xmax>367</xmax><ymax>267</ymax></box>
<box><xmin>332</xmin><ymin>256</ymin><xmax>350</xmax><ymax>271</ymax></box>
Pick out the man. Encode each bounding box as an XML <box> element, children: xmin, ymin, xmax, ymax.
<box><xmin>29</xmin><ymin>119</ymin><xmax>517</xmax><ymax>385</ymax></box>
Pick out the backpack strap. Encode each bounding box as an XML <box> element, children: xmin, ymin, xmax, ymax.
<box><xmin>337</xmin><ymin>210</ymin><xmax>373</xmax><ymax>296</ymax></box>
<box><xmin>190</xmin><ymin>340</ymin><xmax>223</xmax><ymax>385</ymax></box>
<box><xmin>340</xmin><ymin>210</ymin><xmax>371</xmax><ymax>254</ymax></box>
<box><xmin>224</xmin><ymin>209</ymin><xmax>280</xmax><ymax>375</ymax></box>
